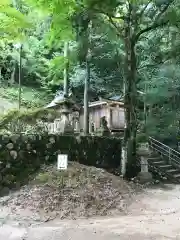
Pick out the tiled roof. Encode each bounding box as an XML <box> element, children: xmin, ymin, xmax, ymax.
<box><xmin>109</xmin><ymin>95</ymin><xmax>123</xmax><ymax>101</ymax></box>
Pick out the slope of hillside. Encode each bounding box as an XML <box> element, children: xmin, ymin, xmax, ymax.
<box><xmin>0</xmin><ymin>97</ymin><xmax>18</xmax><ymax>114</ymax></box>
<box><xmin>0</xmin><ymin>86</ymin><xmax>50</xmax><ymax>114</ymax></box>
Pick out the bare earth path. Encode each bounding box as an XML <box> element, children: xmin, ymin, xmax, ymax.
<box><xmin>1</xmin><ymin>184</ymin><xmax>180</xmax><ymax>240</ymax></box>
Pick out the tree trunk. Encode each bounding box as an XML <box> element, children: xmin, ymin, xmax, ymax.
<box><xmin>0</xmin><ymin>67</ymin><xmax>2</xmax><ymax>83</ymax></box>
<box><xmin>83</xmin><ymin>20</ymin><xmax>91</xmax><ymax>135</ymax></box>
<box><xmin>18</xmin><ymin>45</ymin><xmax>22</xmax><ymax>110</ymax></box>
<box><xmin>121</xmin><ymin>13</ymin><xmax>138</xmax><ymax>178</ymax></box>
<box><xmin>83</xmin><ymin>54</ymin><xmax>90</xmax><ymax>135</ymax></box>
<box><xmin>63</xmin><ymin>41</ymin><xmax>69</xmax><ymax>96</ymax></box>
<box><xmin>10</xmin><ymin>66</ymin><xmax>16</xmax><ymax>85</ymax></box>
<box><xmin>126</xmin><ymin>42</ymin><xmax>137</xmax><ymax>178</ymax></box>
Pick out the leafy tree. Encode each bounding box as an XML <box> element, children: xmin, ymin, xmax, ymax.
<box><xmin>137</xmin><ymin>20</ymin><xmax>180</xmax><ymax>147</ymax></box>
<box><xmin>2</xmin><ymin>0</ymin><xmax>180</xmax><ymax>176</ymax></box>
<box><xmin>0</xmin><ymin>0</ymin><xmax>31</xmax><ymax>40</ymax></box>
<box><xmin>84</xmin><ymin>0</ymin><xmax>180</xmax><ymax>175</ymax></box>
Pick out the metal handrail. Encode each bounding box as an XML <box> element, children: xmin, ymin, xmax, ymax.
<box><xmin>149</xmin><ymin>137</ymin><xmax>180</xmax><ymax>166</ymax></box>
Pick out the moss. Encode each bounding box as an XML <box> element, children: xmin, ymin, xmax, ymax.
<box><xmin>0</xmin><ymin>108</ymin><xmax>61</xmax><ymax>131</ymax></box>
<box><xmin>136</xmin><ymin>132</ymin><xmax>148</xmax><ymax>143</ymax></box>
<box><xmin>0</xmin><ymin>134</ymin><xmax>122</xmax><ymax>191</ymax></box>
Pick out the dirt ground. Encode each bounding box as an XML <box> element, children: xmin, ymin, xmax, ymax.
<box><xmin>1</xmin><ymin>183</ymin><xmax>180</xmax><ymax>239</ymax></box>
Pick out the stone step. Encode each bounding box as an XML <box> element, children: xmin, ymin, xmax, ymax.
<box><xmin>148</xmin><ymin>159</ymin><xmax>164</xmax><ymax>164</ymax></box>
<box><xmin>148</xmin><ymin>151</ymin><xmax>160</xmax><ymax>156</ymax></box>
<box><xmin>148</xmin><ymin>157</ymin><xmax>160</xmax><ymax>161</ymax></box>
<box><xmin>151</xmin><ymin>161</ymin><xmax>166</xmax><ymax>165</ymax></box>
<box><xmin>148</xmin><ymin>149</ymin><xmax>180</xmax><ymax>183</ymax></box>
<box><xmin>166</xmin><ymin>169</ymin><xmax>179</xmax><ymax>173</ymax></box>
<box><xmin>148</xmin><ymin>155</ymin><xmax>162</xmax><ymax>159</ymax></box>
<box><xmin>159</xmin><ymin>165</ymin><xmax>172</xmax><ymax>168</ymax></box>
<box><xmin>172</xmin><ymin>173</ymin><xmax>180</xmax><ymax>178</ymax></box>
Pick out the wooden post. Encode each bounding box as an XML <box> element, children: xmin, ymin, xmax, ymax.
<box><xmin>107</xmin><ymin>105</ymin><xmax>112</xmax><ymax>129</ymax></box>
<box><xmin>83</xmin><ymin>55</ymin><xmax>90</xmax><ymax>135</ymax></box>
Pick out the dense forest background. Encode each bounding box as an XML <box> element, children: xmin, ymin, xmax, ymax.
<box><xmin>1</xmin><ymin>0</ymin><xmax>180</xmax><ymax>162</ymax></box>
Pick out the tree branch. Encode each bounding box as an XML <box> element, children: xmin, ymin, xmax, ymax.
<box><xmin>138</xmin><ymin>62</ymin><xmax>164</xmax><ymax>71</ymax></box>
<box><xmin>154</xmin><ymin>0</ymin><xmax>175</xmax><ymax>22</ymax></box>
<box><xmin>137</xmin><ymin>0</ymin><xmax>151</xmax><ymax>20</ymax></box>
<box><xmin>108</xmin><ymin>16</ymin><xmax>124</xmax><ymax>37</ymax></box>
<box><xmin>134</xmin><ymin>0</ymin><xmax>175</xmax><ymax>42</ymax></box>
<box><xmin>134</xmin><ymin>20</ymin><xmax>169</xmax><ymax>43</ymax></box>
<box><xmin>92</xmin><ymin>7</ymin><xmax>127</xmax><ymax>21</ymax></box>
<box><xmin>110</xmin><ymin>15</ymin><xmax>126</xmax><ymax>20</ymax></box>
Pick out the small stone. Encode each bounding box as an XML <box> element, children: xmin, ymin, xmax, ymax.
<box><xmin>28</xmin><ymin>134</ymin><xmax>35</xmax><ymax>140</ymax></box>
<box><xmin>10</xmin><ymin>150</ymin><xmax>18</xmax><ymax>159</ymax></box>
<box><xmin>76</xmin><ymin>136</ymin><xmax>81</xmax><ymax>143</ymax></box>
<box><xmin>56</xmin><ymin>150</ymin><xmax>61</xmax><ymax>155</ymax></box>
<box><xmin>2</xmin><ymin>135</ymin><xmax>9</xmax><ymax>141</ymax></box>
<box><xmin>46</xmin><ymin>143</ymin><xmax>52</xmax><ymax>149</ymax></box>
<box><xmin>137</xmin><ymin>172</ymin><xmax>153</xmax><ymax>184</ymax></box>
<box><xmin>0</xmin><ymin>187</ymin><xmax>9</xmax><ymax>196</ymax></box>
<box><xmin>6</xmin><ymin>163</ymin><xmax>11</xmax><ymax>168</ymax></box>
<box><xmin>44</xmin><ymin>217</ymin><xmax>51</xmax><ymax>222</ymax></box>
<box><xmin>11</xmin><ymin>134</ymin><xmax>19</xmax><ymax>143</ymax></box>
<box><xmin>27</xmin><ymin>143</ymin><xmax>31</xmax><ymax>150</ymax></box>
<box><xmin>6</xmin><ymin>143</ymin><xmax>14</xmax><ymax>150</ymax></box>
<box><xmin>38</xmin><ymin>135</ymin><xmax>42</xmax><ymax>140</ymax></box>
<box><xmin>49</xmin><ymin>137</ymin><xmax>55</xmax><ymax>144</ymax></box>
<box><xmin>19</xmin><ymin>150</ymin><xmax>25</xmax><ymax>158</ymax></box>
<box><xmin>15</xmin><ymin>182</ymin><xmax>21</xmax><ymax>189</ymax></box>
<box><xmin>21</xmin><ymin>135</ymin><xmax>28</xmax><ymax>142</ymax></box>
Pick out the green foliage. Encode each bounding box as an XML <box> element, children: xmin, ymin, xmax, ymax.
<box><xmin>0</xmin><ymin>86</ymin><xmax>50</xmax><ymax>108</ymax></box>
<box><xmin>27</xmin><ymin>0</ymin><xmax>77</xmax><ymax>44</ymax></box>
<box><xmin>0</xmin><ymin>0</ymin><xmax>31</xmax><ymax>40</ymax></box>
<box><xmin>0</xmin><ymin>0</ymin><xmax>126</xmax><ymax>102</ymax></box>
<box><xmin>0</xmin><ymin>107</ymin><xmax>60</xmax><ymax>134</ymax></box>
<box><xmin>136</xmin><ymin>133</ymin><xmax>148</xmax><ymax>143</ymax></box>
<box><xmin>0</xmin><ymin>0</ymin><xmax>180</xmax><ymax>146</ymax></box>
<box><xmin>143</xmin><ymin>63</ymin><xmax>180</xmax><ymax>141</ymax></box>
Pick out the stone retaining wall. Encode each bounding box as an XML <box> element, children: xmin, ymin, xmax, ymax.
<box><xmin>0</xmin><ymin>134</ymin><xmax>121</xmax><ymax>194</ymax></box>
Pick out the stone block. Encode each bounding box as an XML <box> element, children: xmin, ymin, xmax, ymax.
<box><xmin>137</xmin><ymin>172</ymin><xmax>153</xmax><ymax>184</ymax></box>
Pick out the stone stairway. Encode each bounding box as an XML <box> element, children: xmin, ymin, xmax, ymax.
<box><xmin>147</xmin><ymin>152</ymin><xmax>180</xmax><ymax>183</ymax></box>
<box><xmin>147</xmin><ymin>137</ymin><xmax>180</xmax><ymax>183</ymax></box>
